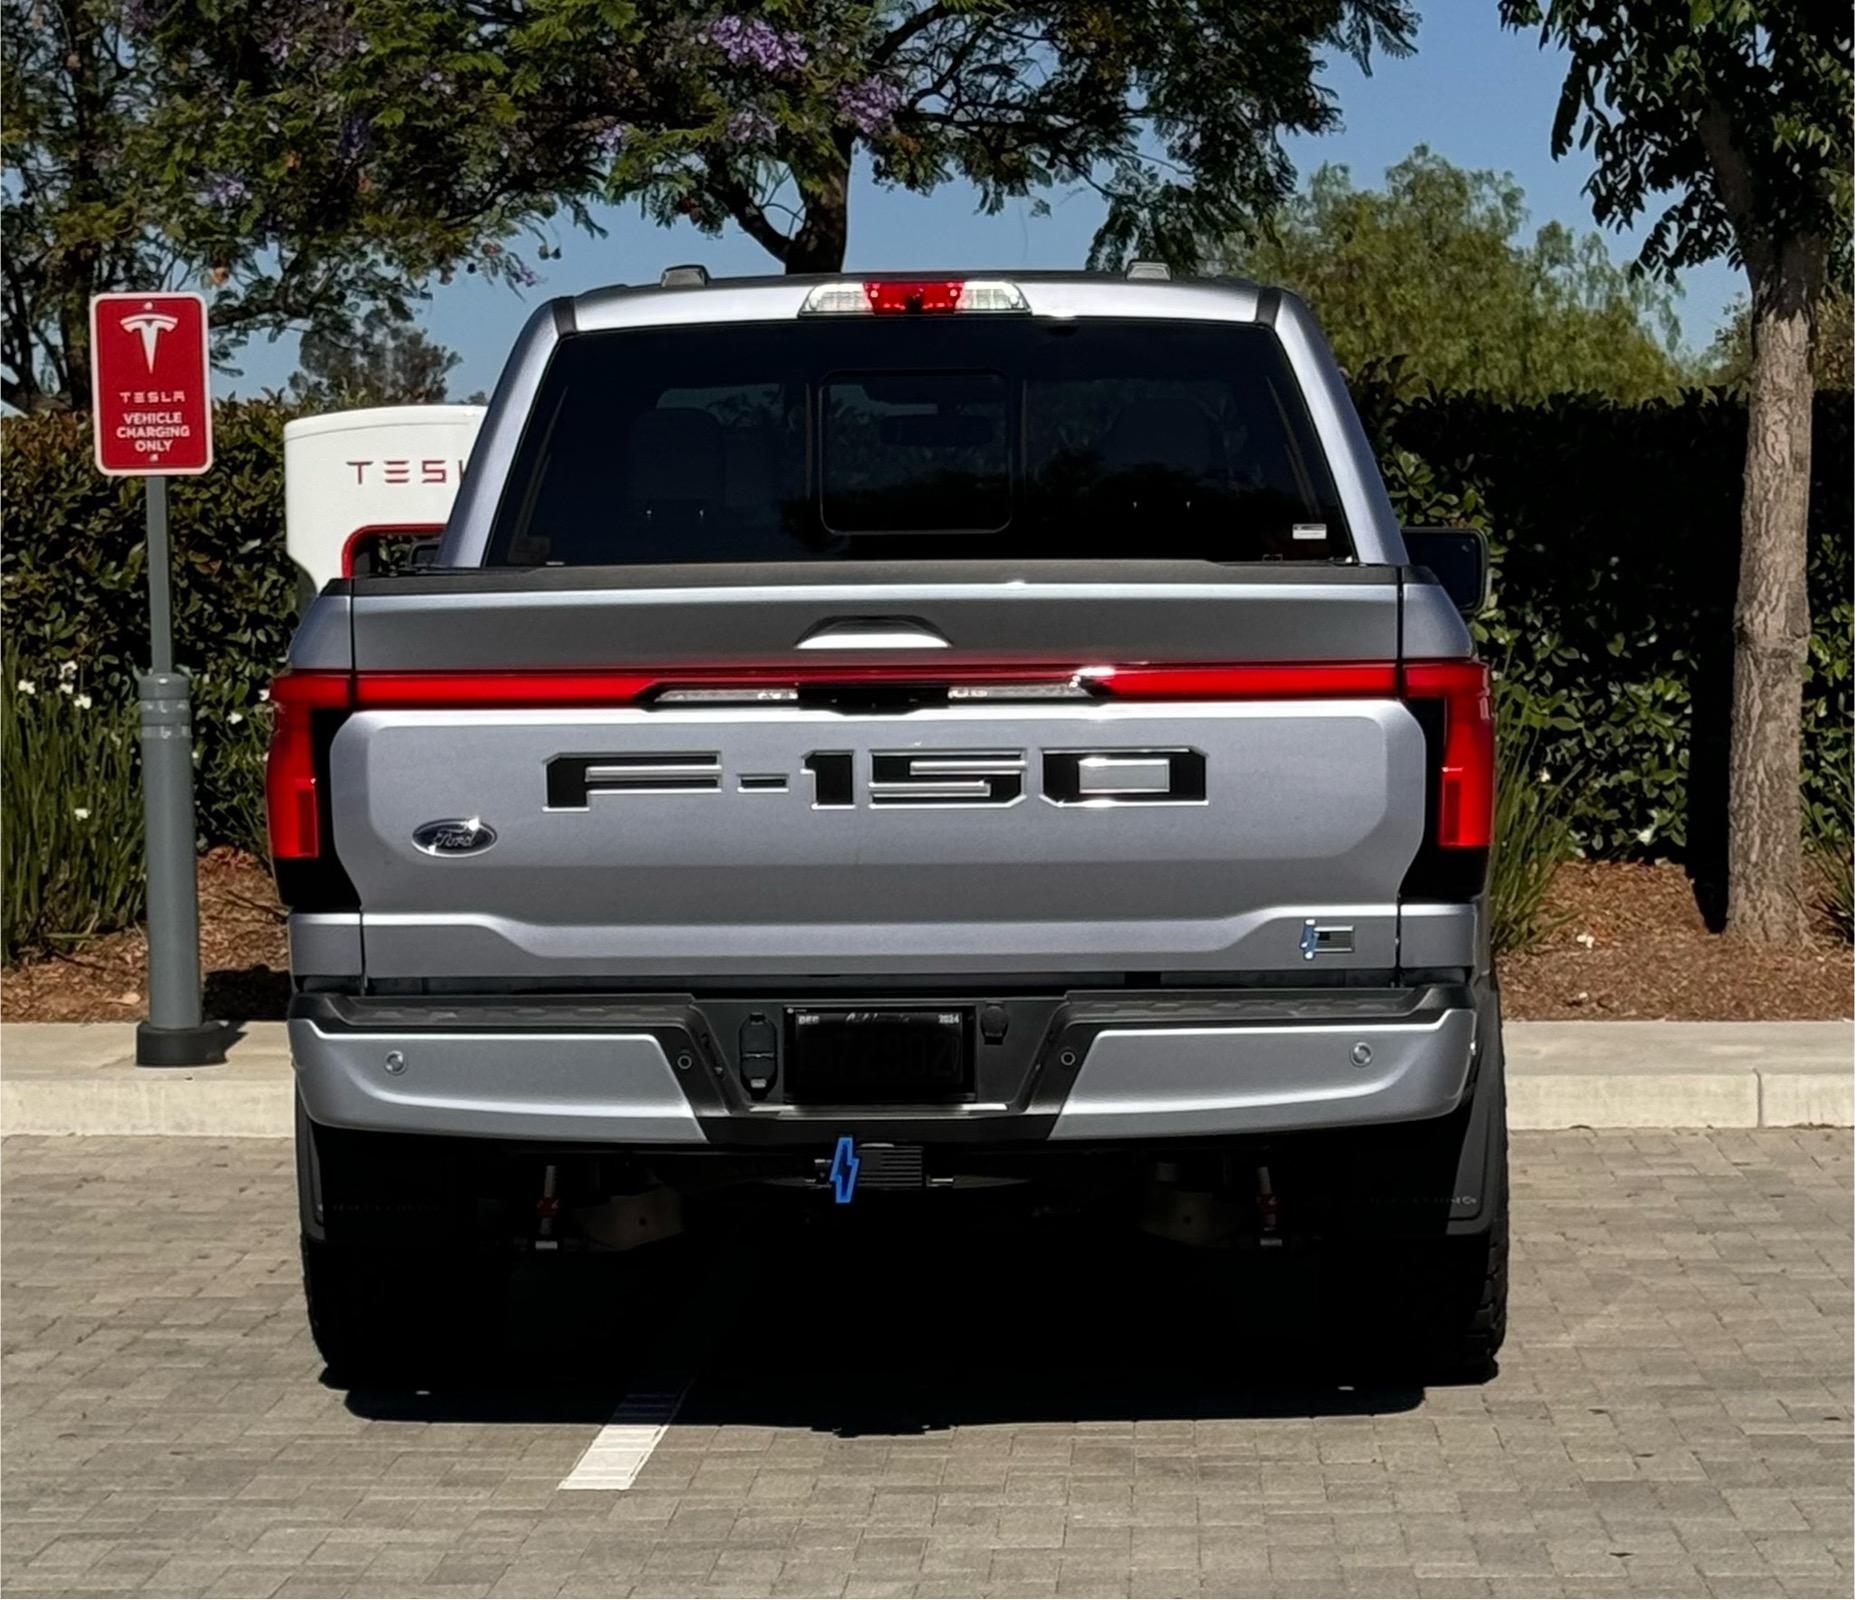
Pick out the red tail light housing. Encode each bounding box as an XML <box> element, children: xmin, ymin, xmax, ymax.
<box><xmin>1400</xmin><ymin>659</ymin><xmax>1495</xmax><ymax>851</ymax></box>
<box><xmin>266</xmin><ymin>671</ymin><xmax>352</xmax><ymax>860</ymax></box>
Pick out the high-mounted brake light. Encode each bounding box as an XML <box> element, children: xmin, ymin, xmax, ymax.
<box><xmin>799</xmin><ymin>279</ymin><xmax>1029</xmax><ymax>316</ymax></box>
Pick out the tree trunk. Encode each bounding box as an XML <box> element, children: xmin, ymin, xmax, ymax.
<box><xmin>775</xmin><ymin>168</ymin><xmax>849</xmax><ymax>274</ymax></box>
<box><xmin>783</xmin><ymin>144</ymin><xmax>852</xmax><ymax>274</ymax></box>
<box><xmin>1725</xmin><ymin>239</ymin><xmax>1821</xmax><ymax>942</ymax></box>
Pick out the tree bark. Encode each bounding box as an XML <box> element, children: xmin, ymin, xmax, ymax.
<box><xmin>782</xmin><ymin>137</ymin><xmax>853</xmax><ymax>274</ymax></box>
<box><xmin>1725</xmin><ymin>237</ymin><xmax>1822</xmax><ymax>942</ymax></box>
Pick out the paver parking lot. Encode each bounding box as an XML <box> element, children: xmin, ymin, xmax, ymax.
<box><xmin>2</xmin><ymin>1129</ymin><xmax>1849</xmax><ymax>1599</ymax></box>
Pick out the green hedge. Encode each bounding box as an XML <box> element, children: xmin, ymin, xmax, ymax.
<box><xmin>1</xmin><ymin>401</ymin><xmax>295</xmax><ymax>859</ymax></box>
<box><xmin>1361</xmin><ymin>384</ymin><xmax>1851</xmax><ymax>858</ymax></box>
<box><xmin>0</xmin><ymin>386</ymin><xmax>1848</xmax><ymax>944</ymax></box>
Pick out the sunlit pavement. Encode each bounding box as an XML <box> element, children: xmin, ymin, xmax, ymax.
<box><xmin>2</xmin><ymin>1130</ymin><xmax>1849</xmax><ymax>1598</ymax></box>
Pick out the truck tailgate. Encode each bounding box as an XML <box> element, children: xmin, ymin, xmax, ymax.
<box><xmin>327</xmin><ymin>569</ymin><xmax>1432</xmax><ymax>982</ymax></box>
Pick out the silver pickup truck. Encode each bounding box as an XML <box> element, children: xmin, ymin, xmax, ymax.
<box><xmin>272</xmin><ymin>268</ymin><xmax>1506</xmax><ymax>1383</ymax></box>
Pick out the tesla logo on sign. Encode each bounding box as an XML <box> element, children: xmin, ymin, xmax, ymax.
<box><xmin>89</xmin><ymin>292</ymin><xmax>214</xmax><ymax>476</ymax></box>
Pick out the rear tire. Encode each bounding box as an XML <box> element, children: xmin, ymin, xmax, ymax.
<box><xmin>297</xmin><ymin>1113</ymin><xmax>508</xmax><ymax>1385</ymax></box>
<box><xmin>1321</xmin><ymin>1006</ymin><xmax>1509</xmax><ymax>1383</ymax></box>
<box><xmin>302</xmin><ymin>1234</ymin><xmax>503</xmax><ymax>1386</ymax></box>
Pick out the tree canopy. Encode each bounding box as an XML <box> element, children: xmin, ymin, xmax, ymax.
<box><xmin>4</xmin><ymin>0</ymin><xmax>1419</xmax><ymax>409</ymax></box>
<box><xmin>1220</xmin><ymin>147</ymin><xmax>1690</xmax><ymax>402</ymax></box>
<box><xmin>0</xmin><ymin>0</ymin><xmax>566</xmax><ymax>411</ymax></box>
<box><xmin>1499</xmin><ymin>0</ymin><xmax>1851</xmax><ymax>943</ymax></box>
<box><xmin>283</xmin><ymin>307</ymin><xmax>472</xmax><ymax>410</ymax></box>
<box><xmin>572</xmin><ymin>1</ymin><xmax>1417</xmax><ymax>273</ymax></box>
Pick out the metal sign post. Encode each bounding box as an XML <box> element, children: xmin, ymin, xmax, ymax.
<box><xmin>89</xmin><ymin>291</ymin><xmax>224</xmax><ymax>1066</ymax></box>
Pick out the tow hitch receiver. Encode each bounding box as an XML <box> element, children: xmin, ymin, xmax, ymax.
<box><xmin>817</xmin><ymin>1140</ymin><xmax>925</xmax><ymax>1200</ymax></box>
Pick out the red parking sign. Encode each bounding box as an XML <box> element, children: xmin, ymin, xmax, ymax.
<box><xmin>89</xmin><ymin>292</ymin><xmax>214</xmax><ymax>476</ymax></box>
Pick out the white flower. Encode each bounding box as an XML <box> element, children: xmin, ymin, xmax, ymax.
<box><xmin>1537</xmin><ymin>767</ymin><xmax>1552</xmax><ymax>784</ymax></box>
<box><xmin>1575</xmin><ymin>931</ymin><xmax>1596</xmax><ymax>949</ymax></box>
<box><xmin>73</xmin><ymin>693</ymin><xmax>92</xmax><ymax>710</ymax></box>
<box><xmin>257</xmin><ymin>688</ymin><xmax>271</xmax><ymax>703</ymax></box>
<box><xmin>72</xmin><ymin>807</ymin><xmax>91</xmax><ymax>821</ymax></box>
<box><xmin>228</xmin><ymin>711</ymin><xmax>245</xmax><ymax>725</ymax></box>
<box><xmin>57</xmin><ymin>661</ymin><xmax>77</xmax><ymax>681</ymax></box>
<box><xmin>14</xmin><ymin>679</ymin><xmax>34</xmax><ymax>695</ymax></box>
<box><xmin>1636</xmin><ymin>824</ymin><xmax>1656</xmax><ymax>844</ymax></box>
<box><xmin>57</xmin><ymin>679</ymin><xmax>74</xmax><ymax>695</ymax></box>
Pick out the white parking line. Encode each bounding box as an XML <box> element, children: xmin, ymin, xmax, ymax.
<box><xmin>558</xmin><ymin>1380</ymin><xmax>689</xmax><ymax>1490</ymax></box>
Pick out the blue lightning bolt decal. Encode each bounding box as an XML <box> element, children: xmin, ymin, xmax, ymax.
<box><xmin>828</xmin><ymin>1135</ymin><xmax>860</xmax><ymax>1204</ymax></box>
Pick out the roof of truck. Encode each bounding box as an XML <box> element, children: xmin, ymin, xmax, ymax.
<box><xmin>566</xmin><ymin>268</ymin><xmax>1284</xmax><ymax>334</ymax></box>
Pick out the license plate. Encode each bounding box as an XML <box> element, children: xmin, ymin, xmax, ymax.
<box><xmin>786</xmin><ymin>1009</ymin><xmax>970</xmax><ymax>1104</ymax></box>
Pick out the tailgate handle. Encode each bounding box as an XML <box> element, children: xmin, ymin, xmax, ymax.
<box><xmin>796</xmin><ymin>617</ymin><xmax>950</xmax><ymax>651</ymax></box>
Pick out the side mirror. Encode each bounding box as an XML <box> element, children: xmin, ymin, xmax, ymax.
<box><xmin>1403</xmin><ymin>527</ymin><xmax>1489</xmax><ymax>617</ymax></box>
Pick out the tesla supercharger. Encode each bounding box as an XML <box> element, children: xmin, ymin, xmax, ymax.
<box><xmin>283</xmin><ymin>404</ymin><xmax>486</xmax><ymax>605</ymax></box>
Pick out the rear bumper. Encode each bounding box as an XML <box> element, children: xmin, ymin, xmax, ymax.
<box><xmin>289</xmin><ymin>984</ymin><xmax>1480</xmax><ymax>1146</ymax></box>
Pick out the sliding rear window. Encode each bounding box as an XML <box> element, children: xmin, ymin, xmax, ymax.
<box><xmin>486</xmin><ymin>318</ymin><xmax>1351</xmax><ymax>565</ymax></box>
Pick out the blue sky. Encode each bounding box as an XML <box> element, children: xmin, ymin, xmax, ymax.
<box><xmin>229</xmin><ymin>5</ymin><xmax>1744</xmax><ymax>397</ymax></box>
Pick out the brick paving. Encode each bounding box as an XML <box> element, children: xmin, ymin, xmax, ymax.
<box><xmin>2</xmin><ymin>1130</ymin><xmax>1849</xmax><ymax>1599</ymax></box>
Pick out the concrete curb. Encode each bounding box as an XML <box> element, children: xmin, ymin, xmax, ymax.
<box><xmin>1</xmin><ymin>1019</ymin><xmax>1848</xmax><ymax>1138</ymax></box>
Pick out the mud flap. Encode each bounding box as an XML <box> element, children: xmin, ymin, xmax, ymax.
<box><xmin>1444</xmin><ymin>982</ymin><xmax>1507</xmax><ymax>1239</ymax></box>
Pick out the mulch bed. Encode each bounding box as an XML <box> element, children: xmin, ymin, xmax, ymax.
<box><xmin>2</xmin><ymin>853</ymin><xmax>1847</xmax><ymax>1024</ymax></box>
<box><xmin>1</xmin><ymin>848</ymin><xmax>289</xmax><ymax>1025</ymax></box>
<box><xmin>1500</xmin><ymin>859</ymin><xmax>1850</xmax><ymax>1021</ymax></box>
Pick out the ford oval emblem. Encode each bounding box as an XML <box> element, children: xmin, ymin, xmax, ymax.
<box><xmin>411</xmin><ymin>817</ymin><xmax>497</xmax><ymax>857</ymax></box>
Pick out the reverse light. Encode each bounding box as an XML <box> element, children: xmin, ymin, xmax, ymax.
<box><xmin>799</xmin><ymin>278</ymin><xmax>1029</xmax><ymax>316</ymax></box>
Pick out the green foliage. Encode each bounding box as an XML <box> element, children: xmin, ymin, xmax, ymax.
<box><xmin>1806</xmin><ymin>761</ymin><xmax>1852</xmax><ymax>943</ymax></box>
<box><xmin>1362</xmin><ymin>381</ymin><xmax>1853</xmax><ymax>859</ymax></box>
<box><xmin>1</xmin><ymin>656</ymin><xmax>146</xmax><ymax>963</ymax></box>
<box><xmin>0</xmin><ymin>400</ymin><xmax>294</xmax><ymax>854</ymax></box>
<box><xmin>1488</xmin><ymin>686</ymin><xmax>1581</xmax><ymax>956</ymax></box>
<box><xmin>1704</xmin><ymin>287</ymin><xmax>1854</xmax><ymax>392</ymax></box>
<box><xmin>1499</xmin><ymin>3</ymin><xmax>1850</xmax><ymax>281</ymax></box>
<box><xmin>5</xmin><ymin>0</ymin><xmax>1423</xmax><ymax>407</ymax></box>
<box><xmin>580</xmin><ymin>2</ymin><xmax>1417</xmax><ymax>273</ymax></box>
<box><xmin>1223</xmin><ymin>149</ymin><xmax>1691</xmax><ymax>403</ymax></box>
<box><xmin>1</xmin><ymin>0</ymin><xmax>575</xmax><ymax>411</ymax></box>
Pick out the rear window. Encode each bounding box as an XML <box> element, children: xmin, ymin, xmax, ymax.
<box><xmin>487</xmin><ymin>318</ymin><xmax>1351</xmax><ymax>565</ymax></box>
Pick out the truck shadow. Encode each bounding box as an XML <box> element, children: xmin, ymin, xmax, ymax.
<box><xmin>339</xmin><ymin>1208</ymin><xmax>1450</xmax><ymax>1429</ymax></box>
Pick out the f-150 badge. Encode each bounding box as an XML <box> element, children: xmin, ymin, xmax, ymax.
<box><xmin>545</xmin><ymin>748</ymin><xmax>1207</xmax><ymax>809</ymax></box>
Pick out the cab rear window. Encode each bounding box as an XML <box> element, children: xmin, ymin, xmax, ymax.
<box><xmin>487</xmin><ymin>318</ymin><xmax>1351</xmax><ymax>564</ymax></box>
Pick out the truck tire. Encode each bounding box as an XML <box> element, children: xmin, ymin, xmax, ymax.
<box><xmin>301</xmin><ymin>1234</ymin><xmax>501</xmax><ymax>1385</ymax></box>
<box><xmin>1321</xmin><ymin>1011</ymin><xmax>1509</xmax><ymax>1382</ymax></box>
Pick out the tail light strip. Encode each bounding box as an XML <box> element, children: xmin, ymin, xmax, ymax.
<box><xmin>265</xmin><ymin>659</ymin><xmax>1493</xmax><ymax>860</ymax></box>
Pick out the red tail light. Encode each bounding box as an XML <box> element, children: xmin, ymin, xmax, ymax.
<box><xmin>266</xmin><ymin>671</ymin><xmax>351</xmax><ymax>859</ymax></box>
<box><xmin>1093</xmin><ymin>663</ymin><xmax>1400</xmax><ymax>700</ymax></box>
<box><xmin>1401</xmin><ymin>660</ymin><xmax>1494</xmax><ymax>849</ymax></box>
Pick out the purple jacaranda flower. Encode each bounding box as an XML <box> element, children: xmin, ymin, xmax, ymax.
<box><xmin>509</xmin><ymin>258</ymin><xmax>541</xmax><ymax>288</ymax></box>
<box><xmin>724</xmin><ymin>106</ymin><xmax>775</xmax><ymax>145</ymax></box>
<box><xmin>593</xmin><ymin>120</ymin><xmax>632</xmax><ymax>156</ymax></box>
<box><xmin>706</xmin><ymin>14</ymin><xmax>807</xmax><ymax>72</ymax></box>
<box><xmin>122</xmin><ymin>0</ymin><xmax>162</xmax><ymax>34</ymax></box>
<box><xmin>836</xmin><ymin>75</ymin><xmax>903</xmax><ymax>135</ymax></box>
<box><xmin>206</xmin><ymin>172</ymin><xmax>249</xmax><ymax>207</ymax></box>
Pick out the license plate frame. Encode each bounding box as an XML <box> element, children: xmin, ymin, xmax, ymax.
<box><xmin>785</xmin><ymin>1008</ymin><xmax>972</xmax><ymax>1104</ymax></box>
